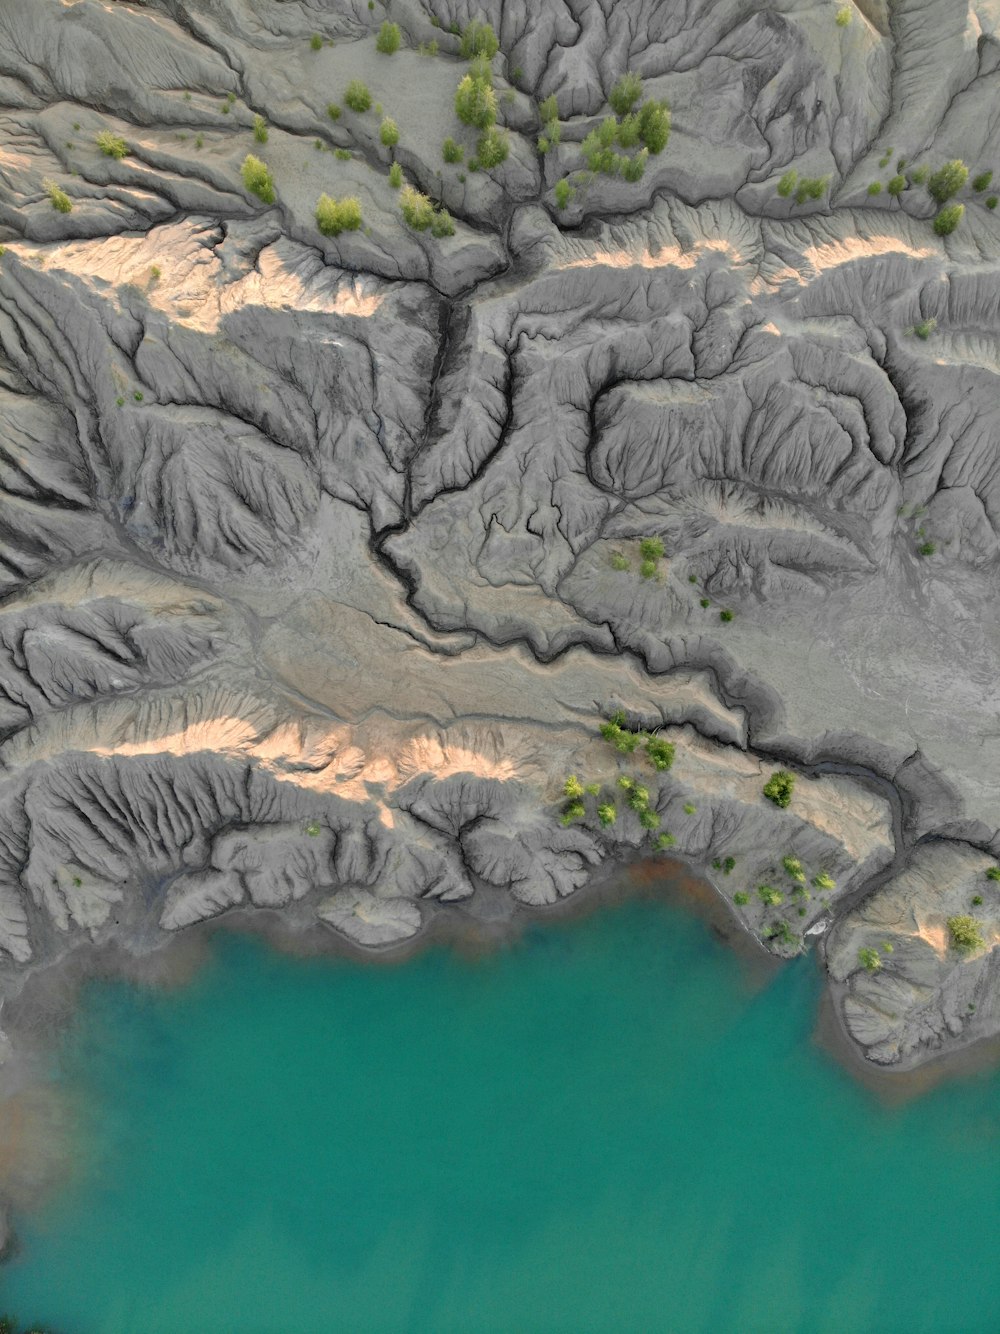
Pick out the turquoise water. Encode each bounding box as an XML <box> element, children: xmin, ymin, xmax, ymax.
<box><xmin>2</xmin><ymin>896</ymin><xmax>999</xmax><ymax>1334</ymax></box>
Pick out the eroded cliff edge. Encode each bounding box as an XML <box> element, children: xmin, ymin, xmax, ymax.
<box><xmin>1</xmin><ymin>0</ymin><xmax>1000</xmax><ymax>1076</ymax></box>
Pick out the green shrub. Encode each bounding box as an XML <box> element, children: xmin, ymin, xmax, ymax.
<box><xmin>947</xmin><ymin>915</ymin><xmax>985</xmax><ymax>953</ymax></box>
<box><xmin>645</xmin><ymin>737</ymin><xmax>675</xmax><ymax>771</ymax></box>
<box><xmin>305</xmin><ymin>820</ymin><xmax>322</xmax><ymax>836</ymax></box>
<box><xmin>928</xmin><ymin>159</ymin><xmax>968</xmax><ymax>202</ymax></box>
<box><xmin>639</xmin><ymin>536</ymin><xmax>664</xmax><ymax>561</ymax></box>
<box><xmin>699</xmin><ymin>597</ymin><xmax>710</xmax><ymax>608</ymax></box>
<box><xmin>878</xmin><ymin>153</ymin><xmax>891</xmax><ymax>168</ymax></box>
<box><xmin>767</xmin><ymin>921</ymin><xmax>797</xmax><ymax>947</ymax></box>
<box><xmin>723</xmin><ymin>856</ymin><xmax>736</xmax><ymax>874</ymax></box>
<box><xmin>376</xmin><ymin>20</ymin><xmax>401</xmax><ymax>53</ymax></box>
<box><xmin>758</xmin><ymin>885</ymin><xmax>783</xmax><ymax>906</ymax></box>
<box><xmin>637</xmin><ymin>99</ymin><xmax>670</xmax><ymax>154</ymax></box>
<box><xmin>683</xmin><ymin>803</ymin><xmax>697</xmax><ymax>815</ymax></box>
<box><xmin>539</xmin><ymin>95</ymin><xmax>558</xmax><ymax>123</ymax></box>
<box><xmin>918</xmin><ymin>540</ymin><xmax>936</xmax><ymax>556</ymax></box>
<box><xmin>315</xmin><ymin>193</ymin><xmax>362</xmax><ymax>236</ymax></box>
<box><xmin>241</xmin><ymin>154</ymin><xmax>275</xmax><ymax>203</ymax></box>
<box><xmin>564</xmin><ymin>775</ymin><xmax>585</xmax><ymax>800</ymax></box>
<box><xmin>913</xmin><ymin>317</ymin><xmax>936</xmax><ymax>339</ymax></box>
<box><xmin>782</xmin><ymin>856</ymin><xmax>806</xmax><ymax>883</ymax></box>
<box><xmin>720</xmin><ymin>609</ymin><xmax>734</xmax><ymax>623</ymax></box>
<box><xmin>835</xmin><ymin>5</ymin><xmax>852</xmax><ymax>25</ymax></box>
<box><xmin>455</xmin><ymin>73</ymin><xmax>497</xmax><ymax>128</ymax></box>
<box><xmin>477</xmin><ymin>126</ymin><xmax>509</xmax><ymax>168</ymax></box>
<box><xmin>379</xmin><ymin>116</ymin><xmax>400</xmax><ymax>148</ymax></box>
<box><xmin>554</xmin><ymin>177</ymin><xmax>574</xmax><ymax>210</ymax></box>
<box><xmin>388</xmin><ymin>161</ymin><xmax>403</xmax><ymax>188</ymax></box>
<box><xmin>867</xmin><ymin>181</ymin><xmax>882</xmax><ymax>195</ymax></box>
<box><xmin>733</xmin><ymin>890</ymin><xmax>750</xmax><ymax>906</ymax></box>
<box><xmin>335</xmin><ymin>148</ymin><xmax>352</xmax><ymax>160</ymax></box>
<box><xmin>46</xmin><ymin>180</ymin><xmax>72</xmax><ymax>212</ymax></box>
<box><xmin>639</xmin><ymin>558</ymin><xmax>657</xmax><ymax>579</ymax></box>
<box><xmin>561</xmin><ymin>799</ymin><xmax>586</xmax><ymax>826</ymax></box>
<box><xmin>616</xmin><ymin>113</ymin><xmax>641</xmax><ymax>149</ymax></box>
<box><xmin>195</xmin><ymin>133</ymin><xmax>204</xmax><ymax>149</ymax></box>
<box><xmin>933</xmin><ymin>203</ymin><xmax>964</xmax><ymax>235</ymax></box>
<box><xmin>442</xmin><ymin>136</ymin><xmax>464</xmax><ymax>163</ymax></box>
<box><xmin>115</xmin><ymin>395</ymin><xmax>124</xmax><ymax>406</ymax></box>
<box><xmin>582</xmin><ymin>118</ymin><xmax>620</xmax><ymax>174</ymax></box>
<box><xmin>600</xmin><ymin>712</ymin><xmax>641</xmax><ymax>754</ymax></box>
<box><xmin>972</xmin><ymin>169</ymin><xmax>993</xmax><ymax>191</ymax></box>
<box><xmin>972</xmin><ymin>895</ymin><xmax>983</xmax><ymax>906</ymax></box>
<box><xmin>253</xmin><ymin>115</ymin><xmax>268</xmax><ymax>143</ymax></box>
<box><xmin>598</xmin><ymin>803</ymin><xmax>617</xmax><ymax>827</ymax></box>
<box><xmin>986</xmin><ymin>866</ymin><xmax>1000</xmax><ymax>881</ymax></box>
<box><xmin>812</xmin><ymin>872</ymin><xmax>836</xmax><ymax>890</ymax></box>
<box><xmin>310</xmin><ymin>32</ymin><xmax>323</xmax><ymax>51</ymax></box>
<box><xmin>656</xmin><ymin>832</ymin><xmax>676</xmax><ymax>849</ymax></box>
<box><xmin>133</xmin><ymin>390</ymin><xmax>144</xmax><ymax>401</ymax></box>
<box><xmin>638</xmin><ymin>807</ymin><xmax>660</xmax><ymax>829</ymax></box>
<box><xmin>327</xmin><ymin>103</ymin><xmax>342</xmax><ymax>121</ymax></box>
<box><xmin>777</xmin><ymin>169</ymin><xmax>798</xmax><ymax>197</ymax></box>
<box><xmin>431</xmin><ymin>207</ymin><xmax>455</xmax><ymax>237</ymax></box>
<box><xmin>795</xmin><ymin>176</ymin><xmax>828</xmax><ymax>204</ymax></box>
<box><xmin>763</xmin><ymin>770</ymin><xmax>795</xmax><ymax>809</ymax></box>
<box><xmin>460</xmin><ymin>19</ymin><xmax>499</xmax><ymax>60</ymax></box>
<box><xmin>621</xmin><ymin>149</ymin><xmax>648</xmax><ymax>183</ymax></box>
<box><xmin>609</xmin><ymin>71</ymin><xmax>643</xmax><ymax>116</ymax></box>
<box><xmin>96</xmin><ymin>130</ymin><xmax>128</xmax><ymax>159</ymax></box>
<box><xmin>344</xmin><ymin>80</ymin><xmax>372</xmax><ymax>112</ymax></box>
<box><xmin>887</xmin><ymin>174</ymin><xmax>905</xmax><ymax>196</ymax></box>
<box><xmin>399</xmin><ymin>184</ymin><xmax>435</xmax><ymax>230</ymax></box>
<box><xmin>610</xmin><ymin>551</ymin><xmax>629</xmax><ymax>571</ymax></box>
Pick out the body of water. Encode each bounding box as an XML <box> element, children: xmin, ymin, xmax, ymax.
<box><xmin>2</xmin><ymin>893</ymin><xmax>998</xmax><ymax>1333</ymax></box>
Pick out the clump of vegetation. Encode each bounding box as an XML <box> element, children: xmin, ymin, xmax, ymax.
<box><xmin>986</xmin><ymin>866</ymin><xmax>1000</xmax><ymax>881</ymax></box>
<box><xmin>933</xmin><ymin>203</ymin><xmax>964</xmax><ymax>236</ymax></box>
<box><xmin>918</xmin><ymin>540</ymin><xmax>936</xmax><ymax>556</ymax></box>
<box><xmin>460</xmin><ymin>19</ymin><xmax>499</xmax><ymax>60</ymax></box>
<box><xmin>835</xmin><ymin>5</ymin><xmax>852</xmax><ymax>25</ymax></box>
<box><xmin>537</xmin><ymin>94</ymin><xmax>560</xmax><ymax>155</ymax></box>
<box><xmin>867</xmin><ymin>181</ymin><xmax>882</xmax><ymax>196</ymax></box>
<box><xmin>777</xmin><ymin>168</ymin><xmax>798</xmax><ymax>197</ymax></box>
<box><xmin>442</xmin><ymin>136</ymin><xmax>464</xmax><ymax>164</ymax></box>
<box><xmin>96</xmin><ymin>130</ymin><xmax>128</xmax><ymax>159</ymax></box>
<box><xmin>763</xmin><ymin>769</ymin><xmax>795</xmax><ymax>809</ymax></box>
<box><xmin>972</xmin><ymin>895</ymin><xmax>983</xmax><ymax>906</ymax></box>
<box><xmin>133</xmin><ymin>391</ymin><xmax>144</xmax><ymax>401</ymax></box>
<box><xmin>656</xmin><ymin>832</ymin><xmax>676</xmax><ymax>850</ymax></box>
<box><xmin>782</xmin><ymin>856</ymin><xmax>806</xmax><ymax>883</ymax></box>
<box><xmin>344</xmin><ymin>80</ymin><xmax>372</xmax><ymax>113</ymax></box>
<box><xmin>928</xmin><ymin>159</ymin><xmax>968</xmax><ymax>203</ymax></box>
<box><xmin>305</xmin><ymin>820</ymin><xmax>322</xmax><ymax>836</ymax></box>
<box><xmin>399</xmin><ymin>184</ymin><xmax>434</xmax><ymax>230</ymax></box>
<box><xmin>767</xmin><ymin>920</ymin><xmax>797</xmax><ymax>947</ymax></box>
<box><xmin>115</xmin><ymin>395</ymin><xmax>124</xmax><ymax>406</ymax></box>
<box><xmin>455</xmin><ymin>72</ymin><xmax>497</xmax><ymax>129</ymax></box>
<box><xmin>794</xmin><ymin>175</ymin><xmax>829</xmax><ymax>205</ymax></box>
<box><xmin>388</xmin><ymin>161</ymin><xmax>403</xmax><ymax>188</ymax></box>
<box><xmin>376</xmin><ymin>20</ymin><xmax>401</xmax><ymax>54</ymax></box>
<box><xmin>310</xmin><ymin>32</ymin><xmax>323</xmax><ymax>51</ymax></box>
<box><xmin>315</xmin><ymin>193</ymin><xmax>362</xmax><ymax>236</ymax></box>
<box><xmin>913</xmin><ymin>317</ymin><xmax>936</xmax><ymax>339</ymax></box>
<box><xmin>477</xmin><ymin>126</ymin><xmax>509</xmax><ymax>168</ymax></box>
<box><xmin>972</xmin><ymin>169</ymin><xmax>993</xmax><ymax>192</ymax></box>
<box><xmin>637</xmin><ymin>99</ymin><xmax>670</xmax><ymax>154</ymax></box>
<box><xmin>610</xmin><ymin>551</ymin><xmax>629</xmax><ymax>572</ymax></box>
<box><xmin>253</xmin><ymin>115</ymin><xmax>268</xmax><ymax>144</ymax></box>
<box><xmin>431</xmin><ymin>207</ymin><xmax>455</xmax><ymax>237</ymax></box>
<box><xmin>645</xmin><ymin>737</ymin><xmax>675</xmax><ymax>772</ymax></box>
<box><xmin>380</xmin><ymin>116</ymin><xmax>400</xmax><ymax>149</ymax></box>
<box><xmin>758</xmin><ymin>884</ymin><xmax>784</xmax><ymax>907</ymax></box>
<box><xmin>719</xmin><ymin>609</ymin><xmax>734</xmax><ymax>623</ymax></box>
<box><xmin>241</xmin><ymin>154</ymin><xmax>275</xmax><ymax>203</ymax></box>
<box><xmin>600</xmin><ymin>712</ymin><xmax>640</xmax><ymax>754</ymax></box>
<box><xmin>327</xmin><ymin>103</ymin><xmax>342</xmax><ymax>121</ymax></box>
<box><xmin>45</xmin><ymin>180</ymin><xmax>73</xmax><ymax>212</ymax></box>
<box><xmin>554</xmin><ymin>177</ymin><xmax>575</xmax><ymax>210</ymax></box>
<box><xmin>609</xmin><ymin>71</ymin><xmax>643</xmax><ymax>116</ymax></box>
<box><xmin>858</xmin><ymin>947</ymin><xmax>881</xmax><ymax>972</ymax></box>
<box><xmin>597</xmin><ymin>803</ymin><xmax>617</xmax><ymax>827</ymax></box>
<box><xmin>987</xmin><ymin>196</ymin><xmax>998</xmax><ymax>209</ymax></box>
<box><xmin>947</xmin><ymin>915</ymin><xmax>985</xmax><ymax>953</ymax></box>
<box><xmin>683</xmin><ymin>803</ymin><xmax>697</xmax><ymax>815</ymax></box>
<box><xmin>812</xmin><ymin>872</ymin><xmax>836</xmax><ymax>891</ymax></box>
<box><xmin>909</xmin><ymin>164</ymin><xmax>930</xmax><ymax>185</ymax></box>
<box><xmin>699</xmin><ymin>597</ymin><xmax>710</xmax><ymax>608</ymax></box>
<box><xmin>335</xmin><ymin>148</ymin><xmax>352</xmax><ymax>160</ymax></box>
<box><xmin>733</xmin><ymin>890</ymin><xmax>750</xmax><ymax>906</ymax></box>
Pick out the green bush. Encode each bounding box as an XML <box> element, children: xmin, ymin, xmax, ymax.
<box><xmin>327</xmin><ymin>103</ymin><xmax>342</xmax><ymax>120</ymax></box>
<box><xmin>305</xmin><ymin>820</ymin><xmax>322</xmax><ymax>837</ymax></box>
<box><xmin>947</xmin><ymin>915</ymin><xmax>985</xmax><ymax>953</ymax></box>
<box><xmin>539</xmin><ymin>94</ymin><xmax>558</xmax><ymax>124</ymax></box>
<box><xmin>986</xmin><ymin>866</ymin><xmax>1000</xmax><ymax>881</ymax></box>
<box><xmin>554</xmin><ymin>177</ymin><xmax>574</xmax><ymax>210</ymax></box>
<box><xmin>835</xmin><ymin>5</ymin><xmax>852</xmax><ymax>25</ymax></box>
<box><xmin>46</xmin><ymin>180</ymin><xmax>72</xmax><ymax>212</ymax></box>
<box><xmin>918</xmin><ymin>540</ymin><xmax>936</xmax><ymax>556</ymax></box>
<box><xmin>310</xmin><ymin>32</ymin><xmax>323</xmax><ymax>51</ymax></box>
<box><xmin>909</xmin><ymin>165</ymin><xmax>930</xmax><ymax>184</ymax></box>
<box><xmin>639</xmin><ymin>558</ymin><xmax>657</xmax><ymax>579</ymax></box>
<box><xmin>621</xmin><ymin>149</ymin><xmax>648</xmax><ymax>182</ymax></box>
<box><xmin>315</xmin><ymin>193</ymin><xmax>362</xmax><ymax>236</ymax></box>
<box><xmin>683</xmin><ymin>803</ymin><xmax>697</xmax><ymax>815</ymax></box>
<box><xmin>582</xmin><ymin>118</ymin><xmax>620</xmax><ymax>174</ymax></box>
<box><xmin>777</xmin><ymin>169</ymin><xmax>798</xmax><ymax>197</ymax></box>
<box><xmin>913</xmin><ymin>318</ymin><xmax>936</xmax><ymax>339</ymax></box>
<box><xmin>639</xmin><ymin>808</ymin><xmax>660</xmax><ymax>830</ymax></box>
<box><xmin>460</xmin><ymin>19</ymin><xmax>499</xmax><ymax>60</ymax></box>
<box><xmin>972</xmin><ymin>895</ymin><xmax>983</xmax><ymax>906</ymax></box>
<box><xmin>610</xmin><ymin>551</ymin><xmax>629</xmax><ymax>571</ymax></box>
<box><xmin>733</xmin><ymin>890</ymin><xmax>750</xmax><ymax>906</ymax></box>
<box><xmin>96</xmin><ymin>130</ymin><xmax>128</xmax><ymax>159</ymax></box>
<box><xmin>928</xmin><ymin>159</ymin><xmax>968</xmax><ymax>203</ymax></box>
<box><xmin>241</xmin><ymin>154</ymin><xmax>275</xmax><ymax>203</ymax></box>
<box><xmin>388</xmin><ymin>161</ymin><xmax>403</xmax><ymax>188</ymax></box>
<box><xmin>858</xmin><ymin>947</ymin><xmax>881</xmax><ymax>972</ymax></box>
<box><xmin>637</xmin><ymin>99</ymin><xmax>670</xmax><ymax>154</ymax></box>
<box><xmin>987</xmin><ymin>196</ymin><xmax>998</xmax><ymax>209</ymax></box>
<box><xmin>645</xmin><ymin>737</ymin><xmax>675</xmax><ymax>771</ymax></box>
<box><xmin>431</xmin><ymin>207</ymin><xmax>455</xmax><ymax>237</ymax></box>
<box><xmin>376</xmin><ymin>20</ymin><xmax>401</xmax><ymax>53</ymax></box>
<box><xmin>699</xmin><ymin>597</ymin><xmax>710</xmax><ymax>608</ymax></box>
<box><xmin>344</xmin><ymin>80</ymin><xmax>372</xmax><ymax>113</ymax></box>
<box><xmin>763</xmin><ymin>770</ymin><xmax>795</xmax><ymax>809</ymax></box>
<box><xmin>477</xmin><ymin>126</ymin><xmax>509</xmax><ymax>168</ymax></box>
<box><xmin>399</xmin><ymin>185</ymin><xmax>435</xmax><ymax>230</ymax></box>
<box><xmin>782</xmin><ymin>856</ymin><xmax>806</xmax><ymax>883</ymax></box>
<box><xmin>442</xmin><ymin>136</ymin><xmax>464</xmax><ymax>163</ymax></box>
<box><xmin>933</xmin><ymin>203</ymin><xmax>964</xmax><ymax>235</ymax></box>
<box><xmin>887</xmin><ymin>174</ymin><xmax>905</xmax><ymax>197</ymax></box>
<box><xmin>972</xmin><ymin>169</ymin><xmax>993</xmax><ymax>191</ymax></box>
<box><xmin>723</xmin><ymin>857</ymin><xmax>736</xmax><ymax>874</ymax></box>
<box><xmin>812</xmin><ymin>872</ymin><xmax>836</xmax><ymax>890</ymax></box>
<box><xmin>795</xmin><ymin>176</ymin><xmax>828</xmax><ymax>204</ymax></box>
<box><xmin>609</xmin><ymin>71</ymin><xmax>643</xmax><ymax>116</ymax></box>
<box><xmin>656</xmin><ymin>832</ymin><xmax>676</xmax><ymax>849</ymax></box>
<box><xmin>758</xmin><ymin>885</ymin><xmax>783</xmax><ymax>906</ymax></box>
<box><xmin>253</xmin><ymin>115</ymin><xmax>268</xmax><ymax>143</ymax></box>
<box><xmin>639</xmin><ymin>536</ymin><xmax>664</xmax><ymax>561</ymax></box>
<box><xmin>867</xmin><ymin>181</ymin><xmax>882</xmax><ymax>196</ymax></box>
<box><xmin>379</xmin><ymin>116</ymin><xmax>399</xmax><ymax>148</ymax></box>
<box><xmin>561</xmin><ymin>799</ymin><xmax>586</xmax><ymax>826</ymax></box>
<box><xmin>600</xmin><ymin>712</ymin><xmax>641</xmax><ymax>754</ymax></box>
<box><xmin>616</xmin><ymin>113</ymin><xmax>642</xmax><ymax>149</ymax></box>
<box><xmin>720</xmin><ymin>609</ymin><xmax>734</xmax><ymax>623</ymax></box>
<box><xmin>564</xmin><ymin>775</ymin><xmax>585</xmax><ymax>800</ymax></box>
<box><xmin>335</xmin><ymin>148</ymin><xmax>352</xmax><ymax>160</ymax></box>
<box><xmin>455</xmin><ymin>74</ymin><xmax>497</xmax><ymax>128</ymax></box>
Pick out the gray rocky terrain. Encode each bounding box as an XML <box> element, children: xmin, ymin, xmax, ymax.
<box><xmin>0</xmin><ymin>0</ymin><xmax>999</xmax><ymax>1085</ymax></box>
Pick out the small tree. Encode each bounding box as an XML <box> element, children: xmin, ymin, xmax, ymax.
<box><xmin>376</xmin><ymin>20</ymin><xmax>401</xmax><ymax>54</ymax></box>
<box><xmin>887</xmin><ymin>173</ymin><xmax>905</xmax><ymax>197</ymax></box>
<box><xmin>455</xmin><ymin>74</ymin><xmax>497</xmax><ymax>128</ymax></box>
<box><xmin>554</xmin><ymin>177</ymin><xmax>574</xmax><ymax>210</ymax></box>
<box><xmin>310</xmin><ymin>32</ymin><xmax>323</xmax><ymax>51</ymax></box>
<box><xmin>96</xmin><ymin>130</ymin><xmax>128</xmax><ymax>159</ymax></box>
<box><xmin>933</xmin><ymin>203</ymin><xmax>964</xmax><ymax>235</ymax></box>
<box><xmin>947</xmin><ymin>915</ymin><xmax>985</xmax><ymax>953</ymax></box>
<box><xmin>637</xmin><ymin>99</ymin><xmax>670</xmax><ymax>154</ymax></box>
<box><xmin>609</xmin><ymin>71</ymin><xmax>643</xmax><ymax>116</ymax></box>
<box><xmin>858</xmin><ymin>947</ymin><xmax>882</xmax><ymax>972</ymax></box>
<box><xmin>253</xmin><ymin>115</ymin><xmax>268</xmax><ymax>143</ymax></box>
<box><xmin>539</xmin><ymin>94</ymin><xmax>559</xmax><ymax>124</ymax></box>
<box><xmin>927</xmin><ymin>159</ymin><xmax>968</xmax><ymax>203</ymax></box>
<box><xmin>379</xmin><ymin>116</ymin><xmax>399</xmax><ymax>148</ymax></box>
<box><xmin>477</xmin><ymin>126</ymin><xmax>509</xmax><ymax>168</ymax></box>
<box><xmin>758</xmin><ymin>885</ymin><xmax>783</xmax><ymax>906</ymax></box>
<box><xmin>399</xmin><ymin>184</ymin><xmax>435</xmax><ymax>230</ymax></box>
<box><xmin>431</xmin><ymin>207</ymin><xmax>455</xmax><ymax>237</ymax></box>
<box><xmin>315</xmin><ymin>194</ymin><xmax>362</xmax><ymax>236</ymax></box>
<box><xmin>388</xmin><ymin>161</ymin><xmax>403</xmax><ymax>188</ymax></box>
<box><xmin>442</xmin><ymin>136</ymin><xmax>464</xmax><ymax>163</ymax></box>
<box><xmin>763</xmin><ymin>770</ymin><xmax>795</xmax><ymax>809</ymax></box>
<box><xmin>460</xmin><ymin>19</ymin><xmax>499</xmax><ymax>60</ymax></box>
<box><xmin>645</xmin><ymin>737</ymin><xmax>674</xmax><ymax>771</ymax></box>
<box><xmin>344</xmin><ymin>80</ymin><xmax>372</xmax><ymax>113</ymax></box>
<box><xmin>621</xmin><ymin>149</ymin><xmax>648</xmax><ymax>182</ymax></box>
<box><xmin>45</xmin><ymin>180</ymin><xmax>72</xmax><ymax>212</ymax></box>
<box><xmin>597</xmin><ymin>803</ymin><xmax>617</xmax><ymax>827</ymax></box>
<box><xmin>241</xmin><ymin>154</ymin><xmax>275</xmax><ymax>203</ymax></box>
<box><xmin>972</xmin><ymin>169</ymin><xmax>993</xmax><ymax>191</ymax></box>
<box><xmin>867</xmin><ymin>181</ymin><xmax>882</xmax><ymax>195</ymax></box>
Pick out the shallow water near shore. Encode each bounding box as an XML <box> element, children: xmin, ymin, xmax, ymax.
<box><xmin>2</xmin><ymin>889</ymin><xmax>999</xmax><ymax>1333</ymax></box>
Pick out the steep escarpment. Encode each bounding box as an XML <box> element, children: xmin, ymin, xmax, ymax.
<box><xmin>1</xmin><ymin>0</ymin><xmax>999</xmax><ymax>1078</ymax></box>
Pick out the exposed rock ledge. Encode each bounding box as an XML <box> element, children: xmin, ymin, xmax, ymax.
<box><xmin>1</xmin><ymin>0</ymin><xmax>1000</xmax><ymax>1079</ymax></box>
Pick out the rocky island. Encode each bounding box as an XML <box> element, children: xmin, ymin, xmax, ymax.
<box><xmin>0</xmin><ymin>0</ymin><xmax>999</xmax><ymax>1123</ymax></box>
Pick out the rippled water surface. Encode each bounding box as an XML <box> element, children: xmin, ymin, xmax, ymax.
<box><xmin>2</xmin><ymin>894</ymin><xmax>999</xmax><ymax>1333</ymax></box>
